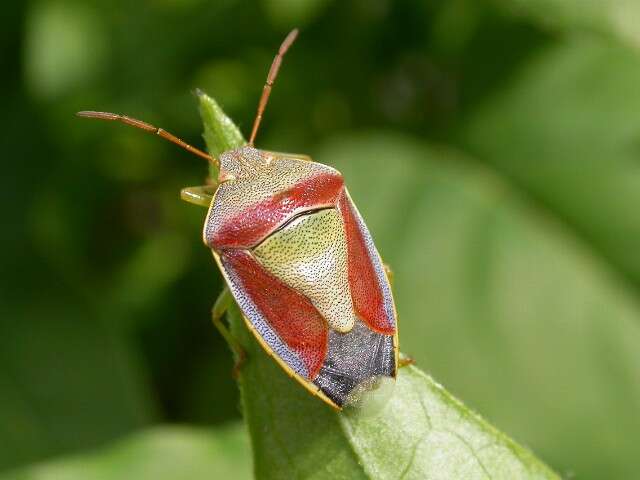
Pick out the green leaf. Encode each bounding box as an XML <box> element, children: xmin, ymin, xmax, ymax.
<box><xmin>494</xmin><ymin>0</ymin><xmax>640</xmax><ymax>49</ymax></box>
<box><xmin>0</xmin><ymin>301</ymin><xmax>155</xmax><ymax>471</ymax></box>
<box><xmin>459</xmin><ymin>38</ymin><xmax>640</xmax><ymax>285</ymax></box>
<box><xmin>197</xmin><ymin>90</ymin><xmax>558</xmax><ymax>479</ymax></box>
<box><xmin>0</xmin><ymin>424</ymin><xmax>252</xmax><ymax>480</ymax></box>
<box><xmin>196</xmin><ymin>90</ymin><xmax>246</xmax><ymax>179</ymax></box>
<box><xmin>230</xmin><ymin>298</ymin><xmax>557</xmax><ymax>479</ymax></box>
<box><xmin>107</xmin><ymin>232</ymin><xmax>192</xmax><ymax>326</ymax></box>
<box><xmin>447</xmin><ymin>37</ymin><xmax>640</xmax><ymax>478</ymax></box>
<box><xmin>262</xmin><ymin>0</ymin><xmax>332</xmax><ymax>28</ymax></box>
<box><xmin>24</xmin><ymin>2</ymin><xmax>108</xmax><ymax>99</ymax></box>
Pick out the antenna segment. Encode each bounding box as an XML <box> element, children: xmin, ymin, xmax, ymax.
<box><xmin>248</xmin><ymin>28</ymin><xmax>299</xmax><ymax>146</ymax></box>
<box><xmin>76</xmin><ymin>110</ymin><xmax>217</xmax><ymax>166</ymax></box>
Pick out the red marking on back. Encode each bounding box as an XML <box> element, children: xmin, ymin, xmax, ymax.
<box><xmin>221</xmin><ymin>249</ymin><xmax>328</xmax><ymax>379</ymax></box>
<box><xmin>339</xmin><ymin>193</ymin><xmax>395</xmax><ymax>335</ymax></box>
<box><xmin>210</xmin><ymin>173</ymin><xmax>344</xmax><ymax>249</ymax></box>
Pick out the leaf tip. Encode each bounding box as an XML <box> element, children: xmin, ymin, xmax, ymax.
<box><xmin>195</xmin><ymin>89</ymin><xmax>246</xmax><ymax>178</ymax></box>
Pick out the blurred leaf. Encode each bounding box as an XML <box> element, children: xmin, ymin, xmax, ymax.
<box><xmin>262</xmin><ymin>0</ymin><xmax>332</xmax><ymax>28</ymax></box>
<box><xmin>0</xmin><ymin>424</ymin><xmax>251</xmax><ymax>480</ymax></box>
<box><xmin>459</xmin><ymin>38</ymin><xmax>640</xmax><ymax>286</ymax></box>
<box><xmin>319</xmin><ymin>132</ymin><xmax>640</xmax><ymax>480</ymax></box>
<box><xmin>432</xmin><ymin>0</ymin><xmax>482</xmax><ymax>54</ymax></box>
<box><xmin>198</xmin><ymin>93</ymin><xmax>557</xmax><ymax>479</ymax></box>
<box><xmin>451</xmin><ymin>37</ymin><xmax>640</xmax><ymax>477</ymax></box>
<box><xmin>24</xmin><ymin>1</ymin><xmax>108</xmax><ymax>99</ymax></box>
<box><xmin>108</xmin><ymin>233</ymin><xmax>191</xmax><ymax>326</ymax></box>
<box><xmin>495</xmin><ymin>0</ymin><xmax>640</xmax><ymax>49</ymax></box>
<box><xmin>193</xmin><ymin>60</ymin><xmax>254</xmax><ymax>113</ymax></box>
<box><xmin>0</xmin><ymin>301</ymin><xmax>156</xmax><ymax>471</ymax></box>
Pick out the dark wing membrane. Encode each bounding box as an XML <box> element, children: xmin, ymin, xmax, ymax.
<box><xmin>313</xmin><ymin>318</ymin><xmax>395</xmax><ymax>406</ymax></box>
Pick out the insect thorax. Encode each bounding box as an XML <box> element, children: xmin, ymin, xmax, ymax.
<box><xmin>218</xmin><ymin>146</ymin><xmax>274</xmax><ymax>181</ymax></box>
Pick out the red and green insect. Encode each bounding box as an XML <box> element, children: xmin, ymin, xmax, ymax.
<box><xmin>78</xmin><ymin>29</ymin><xmax>398</xmax><ymax>410</ymax></box>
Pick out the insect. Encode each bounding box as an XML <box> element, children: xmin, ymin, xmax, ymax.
<box><xmin>77</xmin><ymin>29</ymin><xmax>398</xmax><ymax>409</ymax></box>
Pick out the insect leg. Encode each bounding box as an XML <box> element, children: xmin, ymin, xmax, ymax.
<box><xmin>212</xmin><ymin>287</ymin><xmax>246</xmax><ymax>376</ymax></box>
<box><xmin>180</xmin><ymin>185</ymin><xmax>216</xmax><ymax>207</ymax></box>
<box><xmin>398</xmin><ymin>354</ymin><xmax>415</xmax><ymax>368</ymax></box>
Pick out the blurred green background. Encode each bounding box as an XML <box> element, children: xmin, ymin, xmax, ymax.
<box><xmin>3</xmin><ymin>0</ymin><xmax>640</xmax><ymax>478</ymax></box>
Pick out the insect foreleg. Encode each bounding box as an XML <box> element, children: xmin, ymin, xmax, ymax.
<box><xmin>212</xmin><ymin>287</ymin><xmax>246</xmax><ymax>377</ymax></box>
<box><xmin>398</xmin><ymin>354</ymin><xmax>415</xmax><ymax>368</ymax></box>
<box><xmin>180</xmin><ymin>185</ymin><xmax>216</xmax><ymax>207</ymax></box>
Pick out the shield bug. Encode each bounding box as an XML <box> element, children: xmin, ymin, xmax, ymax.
<box><xmin>77</xmin><ymin>29</ymin><xmax>398</xmax><ymax>409</ymax></box>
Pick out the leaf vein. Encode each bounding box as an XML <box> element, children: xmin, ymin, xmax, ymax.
<box><xmin>445</xmin><ymin>429</ymin><xmax>493</xmax><ymax>480</ymax></box>
<box><xmin>397</xmin><ymin>431</ymin><xmax>430</xmax><ymax>480</ymax></box>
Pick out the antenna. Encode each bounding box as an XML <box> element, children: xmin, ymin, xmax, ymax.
<box><xmin>76</xmin><ymin>111</ymin><xmax>217</xmax><ymax>166</ymax></box>
<box><xmin>248</xmin><ymin>28</ymin><xmax>299</xmax><ymax>146</ymax></box>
